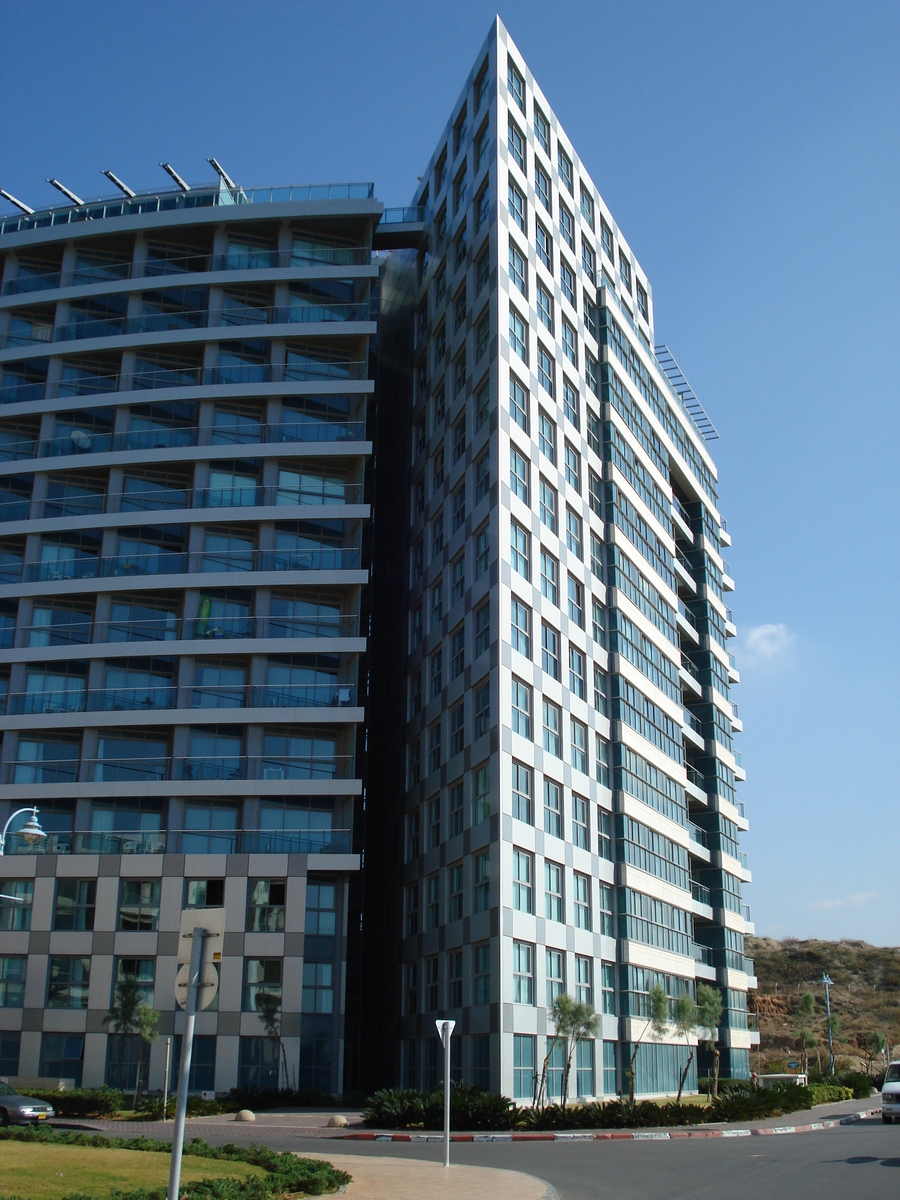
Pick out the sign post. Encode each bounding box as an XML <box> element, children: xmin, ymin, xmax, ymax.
<box><xmin>162</xmin><ymin>1036</ymin><xmax>172</xmax><ymax>1120</ymax></box>
<box><xmin>435</xmin><ymin>1019</ymin><xmax>456</xmax><ymax>1168</ymax></box>
<box><xmin>168</xmin><ymin>909</ymin><xmax>225</xmax><ymax>1200</ymax></box>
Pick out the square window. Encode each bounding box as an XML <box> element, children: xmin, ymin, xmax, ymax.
<box><xmin>569</xmin><ymin>645</ymin><xmax>586</xmax><ymax>699</ymax></box>
<box><xmin>562</xmin><ymin>318</ymin><xmax>577</xmax><ymax>368</ymax></box>
<box><xmin>475</xmin><ymin>376</ymin><xmax>491</xmax><ymax>430</ymax></box>
<box><xmin>509</xmin><ymin>307</ymin><xmax>528</xmax><ymax>362</ymax></box>
<box><xmin>510</xmin><ymin>374</ymin><xmax>529</xmax><ymax>431</ymax></box>
<box><xmin>538</xmin><ymin>409</ymin><xmax>556</xmax><ymax>463</ymax></box>
<box><xmin>567</xmin><ymin>572</ymin><xmax>585</xmax><ymax>625</ymax></box>
<box><xmin>47</xmin><ymin>957</ymin><xmax>90</xmax><ymax>1010</ymax></box>
<box><xmin>539</xmin><ymin>476</ymin><xmax>558</xmax><ymax>533</ymax></box>
<box><xmin>559</xmin><ymin>200</ymin><xmax>574</xmax><ymax>249</ymax></box>
<box><xmin>512</xmin><ymin>760</ymin><xmax>533</xmax><ymax>823</ymax></box>
<box><xmin>537</xmin><ymin>283</ymin><xmax>553</xmax><ymax>333</ymax></box>
<box><xmin>536</xmin><ymin>220</ymin><xmax>552</xmax><ymax>270</ymax></box>
<box><xmin>545</xmin><ymin>861</ymin><xmax>564</xmax><ymax>922</ymax></box>
<box><xmin>449</xmin><ymin>780</ymin><xmax>464</xmax><ymax>836</ymax></box>
<box><xmin>475</xmin><ymin>522</ymin><xmax>490</xmax><ymax>578</ymax></box>
<box><xmin>572</xmin><ymin>796</ymin><xmax>589</xmax><ymax>850</ymax></box>
<box><xmin>541</xmin><ymin>549</ymin><xmax>559</xmax><ymax>605</ymax></box>
<box><xmin>473</xmin><ymin>678</ymin><xmax>490</xmax><ymax>736</ymax></box>
<box><xmin>474</xmin><ymin>850</ymin><xmax>490</xmax><ymax>911</ymax></box>
<box><xmin>475</xmin><ymin>450</ymin><xmax>490</xmax><ymax>504</ymax></box>
<box><xmin>542</xmin><ymin>621</ymin><xmax>560</xmax><ymax>680</ymax></box>
<box><xmin>580</xmin><ymin>184</ymin><xmax>594</xmax><ymax>229</ymax></box>
<box><xmin>474</xmin><ymin>599</ymin><xmax>491</xmax><ymax>656</ymax></box>
<box><xmin>544</xmin><ymin>778</ymin><xmax>562</xmax><ymax>838</ymax></box>
<box><xmin>540</xmin><ymin>345</ymin><xmax>554</xmax><ymax>396</ymax></box>
<box><xmin>509</xmin><ymin>241</ymin><xmax>527</xmax><ymax>296</ymax></box>
<box><xmin>560</xmin><ymin>258</ymin><xmax>576</xmax><ymax>305</ymax></box>
<box><xmin>473</xmin><ymin>764</ymin><xmax>491</xmax><ymax>826</ymax></box>
<box><xmin>508</xmin><ymin>181</ymin><xmax>527</xmax><ymax>233</ymax></box>
<box><xmin>511</xmin><ymin>677</ymin><xmax>532</xmax><ymax>739</ymax></box>
<box><xmin>570</xmin><ymin>716</ymin><xmax>587</xmax><ymax>773</ymax></box>
<box><xmin>543</xmin><ymin>698</ymin><xmax>562</xmax><ymax>757</ymax></box>
<box><xmin>558</xmin><ymin>146</ymin><xmax>573</xmax><ymax>194</ymax></box>
<box><xmin>510</xmin><ymin>444</ymin><xmax>530</xmax><ymax>503</ymax></box>
<box><xmin>474</xmin><ymin>943</ymin><xmax>490</xmax><ymax>1004</ymax></box>
<box><xmin>510</xmin><ymin>520</ymin><xmax>530</xmax><ymax>579</ymax></box>
<box><xmin>546</xmin><ymin>947</ymin><xmax>565</xmax><ymax>1005</ymax></box>
<box><xmin>508</xmin><ymin>57</ymin><xmax>526</xmax><ymax>112</ymax></box>
<box><xmin>566</xmin><ymin>510</ymin><xmax>583</xmax><ymax>561</ymax></box>
<box><xmin>564</xmin><ymin>439</ymin><xmax>581</xmax><ymax>490</ymax></box>
<box><xmin>508</xmin><ymin>116</ymin><xmax>526</xmax><ymax>171</ymax></box>
<box><xmin>513</xmin><ymin>943</ymin><xmax>534</xmax><ymax>1006</ymax></box>
<box><xmin>513</xmin><ymin>847</ymin><xmax>534</xmax><ymax>913</ymax></box>
<box><xmin>535</xmin><ymin>161</ymin><xmax>552</xmax><ymax>212</ymax></box>
<box><xmin>575</xmin><ymin>953</ymin><xmax>593</xmax><ymax>1004</ymax></box>
<box><xmin>451</xmin><ymin>623</ymin><xmax>465</xmax><ymax>678</ymax></box>
<box><xmin>511</xmin><ymin>596</ymin><xmax>531</xmax><ymax>656</ymax></box>
<box><xmin>534</xmin><ymin>104</ymin><xmax>550</xmax><ymax>155</ymax></box>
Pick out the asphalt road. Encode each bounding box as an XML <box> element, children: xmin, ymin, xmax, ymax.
<box><xmin>177</xmin><ymin>1118</ymin><xmax>900</xmax><ymax>1200</ymax></box>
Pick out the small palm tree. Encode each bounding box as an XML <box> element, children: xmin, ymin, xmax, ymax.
<box><xmin>625</xmin><ymin>982</ymin><xmax>668</xmax><ymax>1111</ymax></box>
<box><xmin>548</xmin><ymin>994</ymin><xmax>600</xmax><ymax>1108</ymax></box>
<box><xmin>104</xmin><ymin>975</ymin><xmax>159</xmax><ymax>1107</ymax></box>
<box><xmin>696</xmin><ymin>983</ymin><xmax>724</xmax><ymax>1098</ymax></box>
<box><xmin>673</xmin><ymin>991</ymin><xmax>699</xmax><ymax>1102</ymax></box>
<box><xmin>255</xmin><ymin>989</ymin><xmax>289</xmax><ymax>1091</ymax></box>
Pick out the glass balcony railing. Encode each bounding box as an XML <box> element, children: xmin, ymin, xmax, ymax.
<box><xmin>0</xmin><ymin>183</ymin><xmax>376</xmax><ymax>238</ymax></box>
<box><xmin>691</xmin><ymin>880</ymin><xmax>711</xmax><ymax>905</ymax></box>
<box><xmin>743</xmin><ymin>957</ymin><xmax>755</xmax><ymax>976</ymax></box>
<box><xmin>0</xmin><ymin>496</ymin><xmax>31</xmax><ymax>521</ymax></box>
<box><xmin>99</xmin><ymin>550</ymin><xmax>188</xmax><ymax>578</ymax></box>
<box><xmin>692</xmin><ymin>944</ymin><xmax>714</xmax><ymax>967</ymax></box>
<box><xmin>688</xmin><ymin>823</ymin><xmax>709</xmax><ymax>848</ymax></box>
<box><xmin>252</xmin><ymin>683</ymin><xmax>357</xmax><ymax>709</ymax></box>
<box><xmin>0</xmin><ymin>827</ymin><xmax>352</xmax><ymax>856</ymax></box>
<box><xmin>3</xmin><ymin>270</ymin><xmax>62</xmax><ymax>295</ymax></box>
<box><xmin>683</xmin><ymin>709</ymin><xmax>703</xmax><ymax>735</ymax></box>
<box><xmin>380</xmin><ymin>205</ymin><xmax>428</xmax><ymax>224</ymax></box>
<box><xmin>7</xmin><ymin>689</ymin><xmax>86</xmax><ymax>715</ymax></box>
<box><xmin>5</xmin><ymin>753</ymin><xmax>356</xmax><ymax>786</ymax></box>
<box><xmin>26</xmin><ymin>555</ymin><xmax>100</xmax><ymax>583</ymax></box>
<box><xmin>685</xmin><ymin>763</ymin><xmax>706</xmax><ymax>790</ymax></box>
<box><xmin>88</xmin><ymin>685</ymin><xmax>176</xmax><ymax>712</ymax></box>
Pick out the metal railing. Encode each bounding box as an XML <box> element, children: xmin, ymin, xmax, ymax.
<box><xmin>7</xmin><ymin>752</ymin><xmax>355</xmax><ymax>785</ymax></box>
<box><xmin>0</xmin><ymin>183</ymin><xmax>376</xmax><ymax>238</ymax></box>
<box><xmin>671</xmin><ymin>495</ymin><xmax>692</xmax><ymax>526</ymax></box>
<box><xmin>683</xmin><ymin>709</ymin><xmax>703</xmax><ymax>735</ymax></box>
<box><xmin>688</xmin><ymin>823</ymin><xmax>709</xmax><ymax>848</ymax></box>
<box><xmin>1</xmin><ymin>826</ymin><xmax>352</xmax><ymax>856</ymax></box>
<box><xmin>685</xmin><ymin>763</ymin><xmax>706</xmax><ymax>790</ymax></box>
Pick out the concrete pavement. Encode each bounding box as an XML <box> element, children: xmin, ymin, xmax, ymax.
<box><xmin>302</xmin><ymin>1151</ymin><xmax>556</xmax><ymax>1200</ymax></box>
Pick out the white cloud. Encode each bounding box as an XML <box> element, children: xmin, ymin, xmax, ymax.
<box><xmin>740</xmin><ymin>622</ymin><xmax>796</xmax><ymax>668</ymax></box>
<box><xmin>806</xmin><ymin>892</ymin><xmax>876</xmax><ymax>912</ymax></box>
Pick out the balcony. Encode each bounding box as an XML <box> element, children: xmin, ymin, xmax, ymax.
<box><xmin>0</xmin><ymin>182</ymin><xmax>376</xmax><ymax>239</ymax></box>
<box><xmin>1</xmin><ymin>826</ymin><xmax>353</xmax><ymax>856</ymax></box>
<box><xmin>6</xmin><ymin>752</ymin><xmax>357</xmax><ymax>786</ymax></box>
<box><xmin>692</xmin><ymin>943</ymin><xmax>714</xmax><ymax>967</ymax></box>
<box><xmin>252</xmin><ymin>684</ymin><xmax>357</xmax><ymax>709</ymax></box>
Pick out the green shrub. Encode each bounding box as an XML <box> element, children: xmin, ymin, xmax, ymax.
<box><xmin>363</xmin><ymin>1087</ymin><xmax>425</xmax><ymax>1128</ymax></box>
<box><xmin>228</xmin><ymin>1085</ymin><xmax>336</xmax><ymax>1111</ymax></box>
<box><xmin>0</xmin><ymin>1125</ymin><xmax>349</xmax><ymax>1198</ymax></box>
<box><xmin>18</xmin><ymin>1086</ymin><xmax>124</xmax><ymax>1118</ymax></box>
<box><xmin>808</xmin><ymin>1084</ymin><xmax>854</xmax><ymax>1104</ymax></box>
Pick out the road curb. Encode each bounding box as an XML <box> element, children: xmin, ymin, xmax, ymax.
<box><xmin>342</xmin><ymin>1108</ymin><xmax>881</xmax><ymax>1144</ymax></box>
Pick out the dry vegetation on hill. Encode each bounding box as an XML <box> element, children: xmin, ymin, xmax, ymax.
<box><xmin>747</xmin><ymin>936</ymin><xmax>900</xmax><ymax>1073</ymax></box>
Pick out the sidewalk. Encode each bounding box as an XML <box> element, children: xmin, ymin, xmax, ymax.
<box><xmin>302</xmin><ymin>1152</ymin><xmax>556</xmax><ymax>1200</ymax></box>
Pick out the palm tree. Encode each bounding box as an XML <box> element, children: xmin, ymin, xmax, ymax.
<box><xmin>696</xmin><ymin>983</ymin><xmax>724</xmax><ymax>1099</ymax></box>
<box><xmin>547</xmin><ymin>994</ymin><xmax>600</xmax><ymax>1108</ymax></box>
<box><xmin>104</xmin><ymin>974</ymin><xmax>159</xmax><ymax>1106</ymax></box>
<box><xmin>255</xmin><ymin>989</ymin><xmax>289</xmax><ymax>1091</ymax></box>
<box><xmin>625</xmin><ymin>982</ymin><xmax>668</xmax><ymax>1111</ymax></box>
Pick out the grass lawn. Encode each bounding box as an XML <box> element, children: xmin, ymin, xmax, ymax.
<box><xmin>0</xmin><ymin>1142</ymin><xmax>264</xmax><ymax>1200</ymax></box>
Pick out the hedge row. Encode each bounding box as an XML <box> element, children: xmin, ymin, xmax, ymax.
<box><xmin>0</xmin><ymin>1126</ymin><xmax>349</xmax><ymax>1200</ymax></box>
<box><xmin>363</xmin><ymin>1080</ymin><xmax>820</xmax><ymax>1131</ymax></box>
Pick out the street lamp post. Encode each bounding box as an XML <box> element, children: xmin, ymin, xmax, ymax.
<box><xmin>0</xmin><ymin>807</ymin><xmax>47</xmax><ymax>856</ymax></box>
<box><xmin>822</xmin><ymin>973</ymin><xmax>835</xmax><ymax>1075</ymax></box>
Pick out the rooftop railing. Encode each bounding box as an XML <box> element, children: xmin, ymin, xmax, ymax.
<box><xmin>0</xmin><ymin>183</ymin><xmax>377</xmax><ymax>237</ymax></box>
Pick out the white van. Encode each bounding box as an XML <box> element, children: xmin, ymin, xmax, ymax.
<box><xmin>882</xmin><ymin>1061</ymin><xmax>900</xmax><ymax>1123</ymax></box>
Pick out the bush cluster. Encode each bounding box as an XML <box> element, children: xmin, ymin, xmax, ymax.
<box><xmin>808</xmin><ymin>1070</ymin><xmax>875</xmax><ymax>1100</ymax></box>
<box><xmin>0</xmin><ymin>1125</ymin><xmax>349</xmax><ymax>1200</ymax></box>
<box><xmin>807</xmin><ymin>1084</ymin><xmax>854</xmax><ymax>1104</ymax></box>
<box><xmin>363</xmin><ymin>1081</ymin><xmax>820</xmax><ymax>1131</ymax></box>
<box><xmin>17</xmin><ymin>1086</ymin><xmax>123</xmax><ymax>1118</ymax></box>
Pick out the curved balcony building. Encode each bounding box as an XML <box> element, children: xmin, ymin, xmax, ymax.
<box><xmin>0</xmin><ymin>181</ymin><xmax>388</xmax><ymax>1094</ymax></box>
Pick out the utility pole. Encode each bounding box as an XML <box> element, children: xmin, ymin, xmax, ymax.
<box><xmin>169</xmin><ymin>928</ymin><xmax>205</xmax><ymax>1200</ymax></box>
<box><xmin>822</xmin><ymin>974</ymin><xmax>835</xmax><ymax>1075</ymax></box>
<box><xmin>435</xmin><ymin>1019</ymin><xmax>456</xmax><ymax>1168</ymax></box>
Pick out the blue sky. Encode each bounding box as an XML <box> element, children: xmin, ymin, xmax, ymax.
<box><xmin>3</xmin><ymin>1</ymin><xmax>898</xmax><ymax>944</ymax></box>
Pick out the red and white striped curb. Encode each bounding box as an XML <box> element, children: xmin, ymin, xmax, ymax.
<box><xmin>343</xmin><ymin>1108</ymin><xmax>880</xmax><ymax>1143</ymax></box>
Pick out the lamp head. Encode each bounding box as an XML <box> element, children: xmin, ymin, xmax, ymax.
<box><xmin>19</xmin><ymin>810</ymin><xmax>46</xmax><ymax>846</ymax></box>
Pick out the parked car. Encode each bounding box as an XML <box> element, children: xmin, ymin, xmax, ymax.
<box><xmin>0</xmin><ymin>1082</ymin><xmax>55</xmax><ymax>1125</ymax></box>
<box><xmin>882</xmin><ymin>1061</ymin><xmax>900</xmax><ymax>1124</ymax></box>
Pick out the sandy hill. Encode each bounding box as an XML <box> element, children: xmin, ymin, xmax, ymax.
<box><xmin>747</xmin><ymin>936</ymin><xmax>900</xmax><ymax>1072</ymax></box>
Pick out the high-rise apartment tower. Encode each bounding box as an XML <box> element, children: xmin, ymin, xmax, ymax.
<box><xmin>375</xmin><ymin>18</ymin><xmax>753</xmax><ymax>1099</ymax></box>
